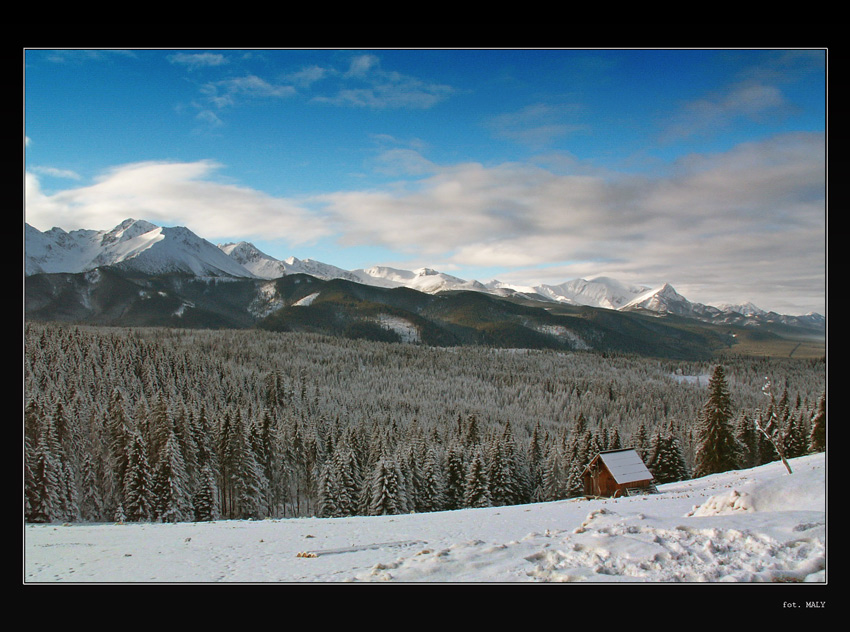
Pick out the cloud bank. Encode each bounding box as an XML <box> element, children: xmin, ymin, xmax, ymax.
<box><xmin>25</xmin><ymin>132</ymin><xmax>825</xmax><ymax>314</ymax></box>
<box><xmin>25</xmin><ymin>160</ymin><xmax>330</xmax><ymax>246</ymax></box>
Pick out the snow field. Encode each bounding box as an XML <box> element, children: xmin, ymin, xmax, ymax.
<box><xmin>24</xmin><ymin>453</ymin><xmax>826</xmax><ymax>584</ymax></box>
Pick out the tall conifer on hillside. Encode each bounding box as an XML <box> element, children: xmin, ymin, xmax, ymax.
<box><xmin>809</xmin><ymin>392</ymin><xmax>826</xmax><ymax>453</ymax></box>
<box><xmin>123</xmin><ymin>431</ymin><xmax>153</xmax><ymax>522</ymax></box>
<box><xmin>693</xmin><ymin>365</ymin><xmax>743</xmax><ymax>477</ymax></box>
<box><xmin>647</xmin><ymin>422</ymin><xmax>689</xmax><ymax>484</ymax></box>
<box><xmin>464</xmin><ymin>449</ymin><xmax>491</xmax><ymax>508</ymax></box>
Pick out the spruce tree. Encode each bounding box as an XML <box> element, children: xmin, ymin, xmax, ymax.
<box><xmin>419</xmin><ymin>447</ymin><xmax>445</xmax><ymax>513</ymax></box>
<box><xmin>539</xmin><ymin>442</ymin><xmax>567</xmax><ymax>501</ymax></box>
<box><xmin>123</xmin><ymin>432</ymin><xmax>153</xmax><ymax>522</ymax></box>
<box><xmin>232</xmin><ymin>410</ymin><xmax>267</xmax><ymax>519</ymax></box>
<box><xmin>317</xmin><ymin>460</ymin><xmax>340</xmax><ymax>518</ymax></box>
<box><xmin>809</xmin><ymin>392</ymin><xmax>825</xmax><ymax>453</ymax></box>
<box><xmin>693</xmin><ymin>365</ymin><xmax>743</xmax><ymax>477</ymax></box>
<box><xmin>526</xmin><ymin>421</ymin><xmax>545</xmax><ymax>500</ymax></box>
<box><xmin>735</xmin><ymin>412</ymin><xmax>758</xmax><ymax>468</ymax></box>
<box><xmin>367</xmin><ymin>456</ymin><xmax>406</xmax><ymax>516</ymax></box>
<box><xmin>633</xmin><ymin>423</ymin><xmax>650</xmax><ymax>462</ymax></box>
<box><xmin>193</xmin><ymin>462</ymin><xmax>220</xmax><ymax>522</ymax></box>
<box><xmin>29</xmin><ymin>425</ymin><xmax>63</xmax><ymax>523</ymax></box>
<box><xmin>463</xmin><ymin>450</ymin><xmax>491</xmax><ymax>508</ymax></box>
<box><xmin>782</xmin><ymin>413</ymin><xmax>808</xmax><ymax>459</ymax></box>
<box><xmin>152</xmin><ymin>431</ymin><xmax>191</xmax><ymax>523</ymax></box>
<box><xmin>443</xmin><ymin>444</ymin><xmax>466</xmax><ymax>510</ymax></box>
<box><xmin>79</xmin><ymin>434</ymin><xmax>105</xmax><ymax>522</ymax></box>
<box><xmin>647</xmin><ymin>425</ymin><xmax>689</xmax><ymax>484</ymax></box>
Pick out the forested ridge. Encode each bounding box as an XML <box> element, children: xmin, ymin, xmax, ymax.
<box><xmin>24</xmin><ymin>322</ymin><xmax>825</xmax><ymax>524</ymax></box>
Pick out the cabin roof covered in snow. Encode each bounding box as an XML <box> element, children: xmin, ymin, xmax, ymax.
<box><xmin>589</xmin><ymin>449</ymin><xmax>653</xmax><ymax>484</ymax></box>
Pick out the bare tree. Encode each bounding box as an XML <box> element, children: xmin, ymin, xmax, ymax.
<box><xmin>754</xmin><ymin>378</ymin><xmax>793</xmax><ymax>475</ymax></box>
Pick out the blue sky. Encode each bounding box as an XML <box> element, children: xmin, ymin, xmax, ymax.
<box><xmin>24</xmin><ymin>48</ymin><xmax>826</xmax><ymax>314</ymax></box>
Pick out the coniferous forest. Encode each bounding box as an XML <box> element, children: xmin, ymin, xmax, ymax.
<box><xmin>24</xmin><ymin>322</ymin><xmax>826</xmax><ymax>524</ymax></box>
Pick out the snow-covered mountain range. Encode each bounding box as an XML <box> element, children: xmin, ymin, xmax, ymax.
<box><xmin>25</xmin><ymin>218</ymin><xmax>823</xmax><ymax>326</ymax></box>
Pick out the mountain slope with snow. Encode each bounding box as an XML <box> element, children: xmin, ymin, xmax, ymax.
<box><xmin>352</xmin><ymin>265</ymin><xmax>490</xmax><ymax>294</ymax></box>
<box><xmin>534</xmin><ymin>276</ymin><xmax>651</xmax><ymax>309</ymax></box>
<box><xmin>27</xmin><ymin>219</ymin><xmax>254</xmax><ymax>278</ymax></box>
<box><xmin>25</xmin><ymin>219</ymin><xmax>824</xmax><ymax>329</ymax></box>
<box><xmin>24</xmin><ymin>453</ymin><xmax>826</xmax><ymax>584</ymax></box>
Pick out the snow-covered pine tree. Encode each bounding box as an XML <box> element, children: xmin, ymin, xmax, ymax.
<box><xmin>316</xmin><ymin>460</ymin><xmax>340</xmax><ymax>518</ymax></box>
<box><xmin>693</xmin><ymin>365</ymin><xmax>744</xmax><ymax>477</ymax></box>
<box><xmin>418</xmin><ymin>446</ymin><xmax>445</xmax><ymax>513</ymax></box>
<box><xmin>256</xmin><ymin>408</ymin><xmax>281</xmax><ymax>516</ymax></box>
<box><xmin>647</xmin><ymin>423</ymin><xmax>689</xmax><ymax>484</ymax></box>
<box><xmin>526</xmin><ymin>420</ymin><xmax>545</xmax><ymax>500</ymax></box>
<box><xmin>123</xmin><ymin>431</ymin><xmax>153</xmax><ymax>522</ymax></box>
<box><xmin>193</xmin><ymin>461</ymin><xmax>220</xmax><ymax>522</ymax></box>
<box><xmin>809</xmin><ymin>392</ymin><xmax>825</xmax><ymax>453</ymax></box>
<box><xmin>782</xmin><ymin>412</ymin><xmax>809</xmax><ymax>459</ymax></box>
<box><xmin>105</xmin><ymin>388</ymin><xmax>133</xmax><ymax>517</ymax></box>
<box><xmin>565</xmin><ymin>455</ymin><xmax>586</xmax><ymax>498</ymax></box>
<box><xmin>607</xmin><ymin>427</ymin><xmax>622</xmax><ymax>451</ymax></box>
<box><xmin>217</xmin><ymin>409</ymin><xmax>237</xmax><ymax>518</ymax></box>
<box><xmin>633</xmin><ymin>423</ymin><xmax>650</xmax><ymax>462</ymax></box>
<box><xmin>317</xmin><ymin>442</ymin><xmax>361</xmax><ymax>517</ymax></box>
<box><xmin>367</xmin><ymin>455</ymin><xmax>407</xmax><ymax>516</ymax></box>
<box><xmin>152</xmin><ymin>430</ymin><xmax>192</xmax><ymax>523</ymax></box>
<box><xmin>539</xmin><ymin>441</ymin><xmax>567</xmax><ymax>501</ymax></box>
<box><xmin>463</xmin><ymin>449</ymin><xmax>491</xmax><ymax>508</ymax></box>
<box><xmin>486</xmin><ymin>424</ymin><xmax>524</xmax><ymax>507</ymax></box>
<box><xmin>231</xmin><ymin>410</ymin><xmax>267</xmax><ymax>519</ymax></box>
<box><xmin>735</xmin><ymin>411</ymin><xmax>759</xmax><ymax>468</ymax></box>
<box><xmin>79</xmin><ymin>452</ymin><xmax>103</xmax><ymax>522</ymax></box>
<box><xmin>28</xmin><ymin>419</ymin><xmax>63</xmax><ymax>523</ymax></box>
<box><xmin>443</xmin><ymin>443</ymin><xmax>466</xmax><ymax>511</ymax></box>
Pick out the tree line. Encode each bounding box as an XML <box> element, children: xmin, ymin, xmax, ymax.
<box><xmin>24</xmin><ymin>322</ymin><xmax>825</xmax><ymax>524</ymax></box>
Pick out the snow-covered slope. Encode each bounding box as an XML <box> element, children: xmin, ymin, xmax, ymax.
<box><xmin>622</xmin><ymin>282</ymin><xmax>717</xmax><ymax>317</ymax></box>
<box><xmin>352</xmin><ymin>265</ymin><xmax>489</xmax><ymax>294</ymax></box>
<box><xmin>24</xmin><ymin>453</ymin><xmax>826</xmax><ymax>583</ymax></box>
<box><xmin>26</xmin><ymin>219</ymin><xmax>255</xmax><ymax>278</ymax></box>
<box><xmin>218</xmin><ymin>241</ymin><xmax>289</xmax><ymax>279</ymax></box>
<box><xmin>218</xmin><ymin>241</ymin><xmax>364</xmax><ymax>283</ymax></box>
<box><xmin>534</xmin><ymin>276</ymin><xmax>651</xmax><ymax>309</ymax></box>
<box><xmin>282</xmin><ymin>256</ymin><xmax>364</xmax><ymax>284</ymax></box>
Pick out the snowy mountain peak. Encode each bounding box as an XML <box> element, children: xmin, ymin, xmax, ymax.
<box><xmin>26</xmin><ymin>219</ymin><xmax>254</xmax><ymax>278</ymax></box>
<box><xmin>624</xmin><ymin>283</ymin><xmax>693</xmax><ymax>314</ymax></box>
<box><xmin>100</xmin><ymin>218</ymin><xmax>159</xmax><ymax>245</ymax></box>
<box><xmin>529</xmin><ymin>276</ymin><xmax>650</xmax><ymax>310</ymax></box>
<box><xmin>717</xmin><ymin>302</ymin><xmax>768</xmax><ymax>317</ymax></box>
<box><xmin>26</xmin><ymin>219</ymin><xmax>821</xmax><ymax>324</ymax></box>
<box><xmin>219</xmin><ymin>241</ymin><xmax>269</xmax><ymax>263</ymax></box>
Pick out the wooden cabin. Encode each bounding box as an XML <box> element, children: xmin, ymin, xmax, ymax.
<box><xmin>581</xmin><ymin>448</ymin><xmax>657</xmax><ymax>498</ymax></box>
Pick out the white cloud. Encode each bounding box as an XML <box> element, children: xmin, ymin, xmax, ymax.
<box><xmin>25</xmin><ymin>160</ymin><xmax>330</xmax><ymax>245</ymax></box>
<box><xmin>30</xmin><ymin>165</ymin><xmax>82</xmax><ymax>180</ymax></box>
<box><xmin>168</xmin><ymin>52</ymin><xmax>228</xmax><ymax>70</ymax></box>
<box><xmin>313</xmin><ymin>54</ymin><xmax>454</xmax><ymax>110</ymax></box>
<box><xmin>346</xmin><ymin>54</ymin><xmax>380</xmax><ymax>78</ymax></box>
<box><xmin>202</xmin><ymin>75</ymin><xmax>296</xmax><ymax>109</ymax></box>
<box><xmin>317</xmin><ymin>132</ymin><xmax>825</xmax><ymax>312</ymax></box>
<box><xmin>661</xmin><ymin>81</ymin><xmax>791</xmax><ymax>142</ymax></box>
<box><xmin>487</xmin><ymin>103</ymin><xmax>587</xmax><ymax>148</ymax></box>
<box><xmin>287</xmin><ymin>64</ymin><xmax>331</xmax><ymax>87</ymax></box>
